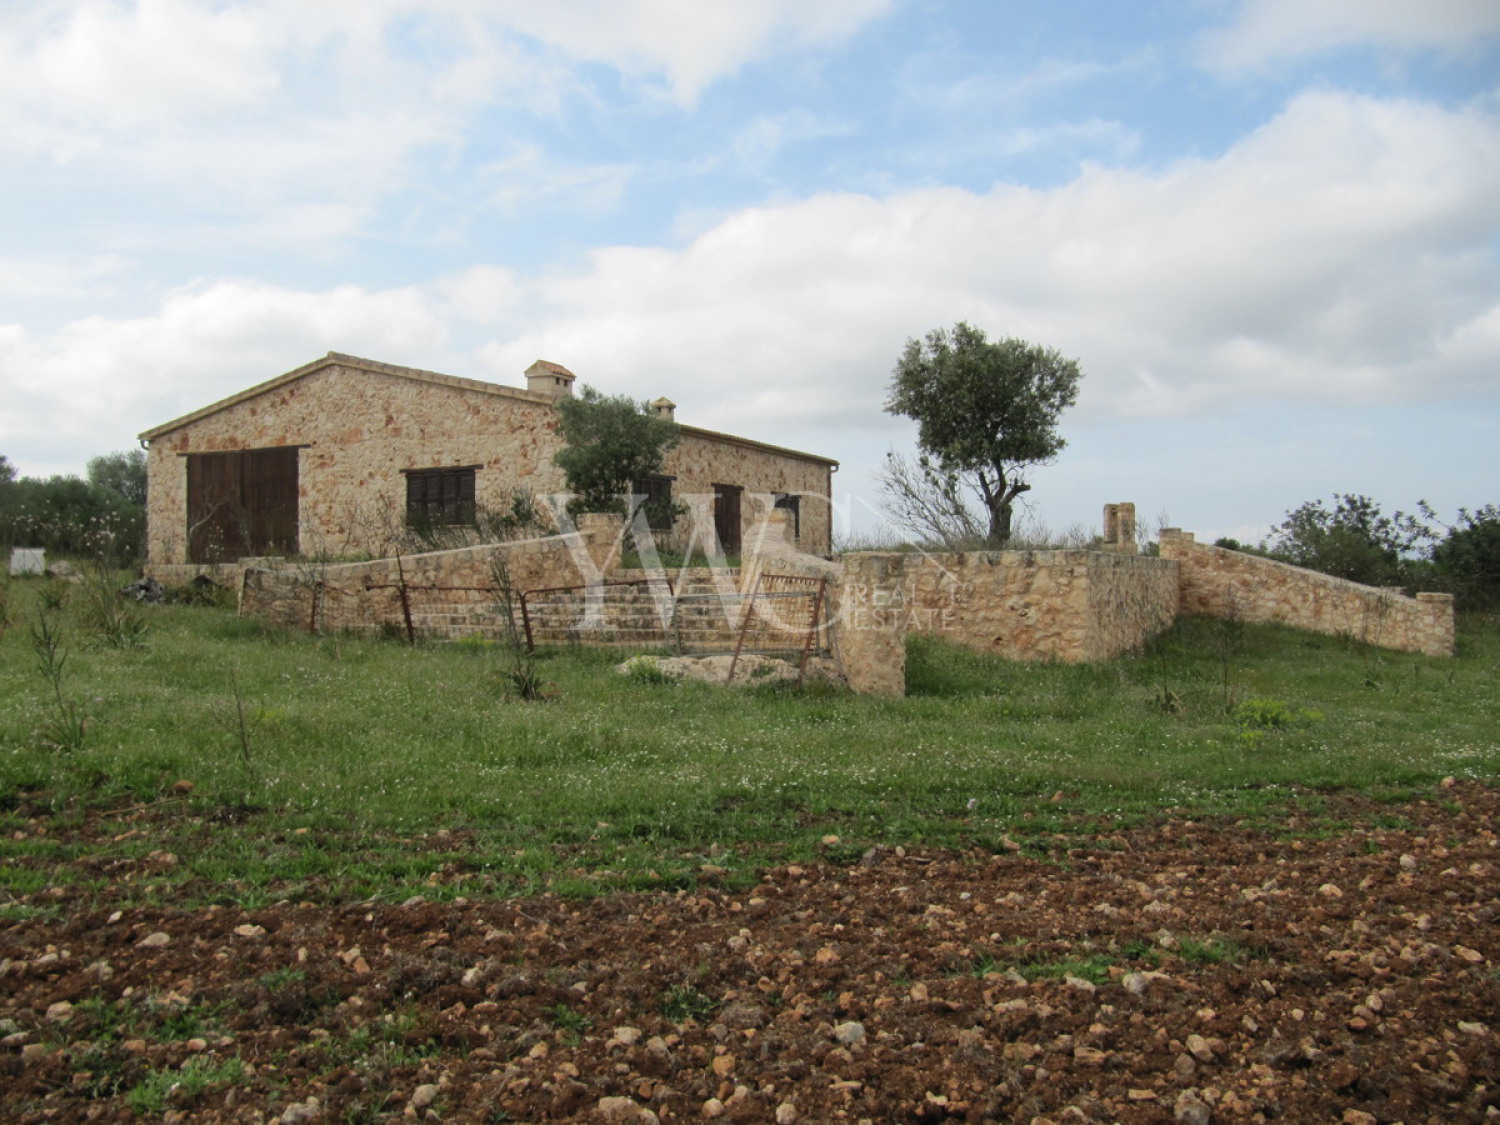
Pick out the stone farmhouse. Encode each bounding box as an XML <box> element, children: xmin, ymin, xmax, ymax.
<box><xmin>137</xmin><ymin>355</ymin><xmax>1455</xmax><ymax>698</ymax></box>
<box><xmin>138</xmin><ymin>352</ymin><xmax>838</xmax><ymax>570</ymax></box>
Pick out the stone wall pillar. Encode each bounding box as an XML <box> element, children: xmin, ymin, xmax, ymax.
<box><xmin>1102</xmin><ymin>502</ymin><xmax>1138</xmax><ymax>554</ymax></box>
<box><xmin>1417</xmin><ymin>593</ymin><xmax>1456</xmax><ymax>658</ymax></box>
<box><xmin>834</xmin><ymin>553</ymin><xmax>907</xmax><ymax>697</ymax></box>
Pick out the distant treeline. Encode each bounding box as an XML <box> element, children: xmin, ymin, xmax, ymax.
<box><xmin>0</xmin><ymin>450</ymin><xmax>146</xmax><ymax>566</ymax></box>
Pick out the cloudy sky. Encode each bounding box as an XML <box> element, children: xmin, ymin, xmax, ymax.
<box><xmin>3</xmin><ymin>0</ymin><xmax>1498</xmax><ymax>544</ymax></box>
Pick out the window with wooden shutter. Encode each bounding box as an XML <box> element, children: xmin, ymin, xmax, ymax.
<box><xmin>404</xmin><ymin>467</ymin><xmax>477</xmax><ymax>525</ymax></box>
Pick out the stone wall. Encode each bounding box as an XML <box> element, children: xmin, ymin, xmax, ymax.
<box><xmin>238</xmin><ymin>533</ymin><xmax>592</xmax><ymax>635</ymax></box>
<box><xmin>1086</xmin><ymin>551</ymin><xmax>1182</xmax><ymax>660</ymax></box>
<box><xmin>1159</xmin><ymin>530</ymin><xmax>1454</xmax><ymax>657</ymax></box>
<box><xmin>142</xmin><ymin>354</ymin><xmax>836</xmax><ymax>568</ymax></box>
<box><xmin>896</xmin><ymin>549</ymin><xmax>1180</xmax><ymax>663</ymax></box>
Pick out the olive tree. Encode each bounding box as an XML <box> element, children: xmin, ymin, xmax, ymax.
<box><xmin>883</xmin><ymin>322</ymin><xmax>1083</xmax><ymax>547</ymax></box>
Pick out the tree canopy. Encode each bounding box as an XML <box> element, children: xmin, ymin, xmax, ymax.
<box><xmin>1428</xmin><ymin>504</ymin><xmax>1500</xmax><ymax>611</ymax></box>
<box><xmin>0</xmin><ymin>453</ymin><xmax>146</xmax><ymax>564</ymax></box>
<box><xmin>552</xmin><ymin>386</ymin><xmax>681</xmax><ymax>520</ymax></box>
<box><xmin>883</xmin><ymin>322</ymin><xmax>1082</xmax><ymax>547</ymax></box>
<box><xmin>87</xmin><ymin>449</ymin><xmax>147</xmax><ymax>507</ymax></box>
<box><xmin>1261</xmin><ymin>493</ymin><xmax>1429</xmax><ymax>587</ymax></box>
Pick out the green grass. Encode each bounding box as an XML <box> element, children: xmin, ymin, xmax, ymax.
<box><xmin>1175</xmin><ymin>935</ymin><xmax>1269</xmax><ymax>966</ymax></box>
<box><xmin>124</xmin><ymin>1056</ymin><xmax>246</xmax><ymax>1116</ymax></box>
<box><xmin>0</xmin><ymin>577</ymin><xmax>1496</xmax><ymax>905</ymax></box>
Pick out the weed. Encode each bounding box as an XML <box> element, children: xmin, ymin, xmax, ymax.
<box><xmin>491</xmin><ymin>556</ymin><xmax>555</xmax><ymax>701</ymax></box>
<box><xmin>659</xmin><ymin>983</ymin><xmax>716</xmax><ymax>1023</ymax></box>
<box><xmin>1207</xmin><ymin>594</ymin><xmax>1247</xmax><ymax>709</ymax></box>
<box><xmin>37</xmin><ymin>579</ymin><xmax>70</xmax><ymax>611</ymax></box>
<box><xmin>1012</xmin><ymin>952</ymin><xmax>1113</xmax><ymax>985</ymax></box>
<box><xmin>76</xmin><ymin>996</ymin><xmax>137</xmax><ymax>1042</ymax></box>
<box><xmin>258</xmin><ymin>967</ymin><xmax>308</xmax><ymax>992</ymax></box>
<box><xmin>622</xmin><ymin>655</ymin><xmax>673</xmax><ymax>685</ymax></box>
<box><xmin>209</xmin><ymin>669</ymin><xmax>263</xmax><ymax>775</ymax></box>
<box><xmin>81</xmin><ymin>568</ymin><xmax>150</xmax><ymax>650</ymax></box>
<box><xmin>69</xmin><ymin>1040</ymin><xmax>137</xmax><ymax>1100</ymax></box>
<box><xmin>1118</xmin><ymin>938</ymin><xmax>1162</xmax><ymax>968</ymax></box>
<box><xmin>29</xmin><ymin>609</ymin><xmax>87</xmax><ymax>753</ymax></box>
<box><xmin>1234</xmin><ymin>698</ymin><xmax>1321</xmax><ymax>731</ymax></box>
<box><xmin>1176</xmin><ymin>935</ymin><xmax>1267</xmax><ymax>965</ymax></box>
<box><xmin>950</xmin><ymin>954</ymin><xmax>1003</xmax><ymax>979</ymax></box>
<box><xmin>548</xmin><ymin>1003</ymin><xmax>590</xmax><ymax>1043</ymax></box>
<box><xmin>125</xmin><ymin>1056</ymin><xmax>245</xmax><ymax>1115</ymax></box>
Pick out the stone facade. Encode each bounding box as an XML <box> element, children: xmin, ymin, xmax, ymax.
<box><xmin>139</xmin><ymin>353</ymin><xmax>837</xmax><ymax>572</ymax></box>
<box><xmin>1159</xmin><ymin>530</ymin><xmax>1453</xmax><ymax>657</ymax></box>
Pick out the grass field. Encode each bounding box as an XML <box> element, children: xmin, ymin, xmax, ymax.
<box><xmin>1</xmin><ymin>573</ymin><xmax>1496</xmax><ymax>911</ymax></box>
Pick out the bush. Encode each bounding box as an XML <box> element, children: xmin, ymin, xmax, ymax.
<box><xmin>0</xmin><ymin>471</ymin><xmax>145</xmax><ymax>566</ymax></box>
<box><xmin>1261</xmin><ymin>494</ymin><xmax>1429</xmax><ymax>588</ymax></box>
<box><xmin>1430</xmin><ymin>506</ymin><xmax>1500</xmax><ymax>612</ymax></box>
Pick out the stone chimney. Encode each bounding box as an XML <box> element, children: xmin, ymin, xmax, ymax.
<box><xmin>525</xmin><ymin>360</ymin><xmax>576</xmax><ymax>398</ymax></box>
<box><xmin>650</xmin><ymin>397</ymin><xmax>676</xmax><ymax>421</ymax></box>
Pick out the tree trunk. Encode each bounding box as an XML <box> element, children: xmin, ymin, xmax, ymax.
<box><xmin>980</xmin><ymin>468</ymin><xmax>1029</xmax><ymax>549</ymax></box>
<box><xmin>986</xmin><ymin>502</ymin><xmax>1013</xmax><ymax>548</ymax></box>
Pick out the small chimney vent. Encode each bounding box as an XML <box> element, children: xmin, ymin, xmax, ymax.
<box><xmin>525</xmin><ymin>359</ymin><xmax>577</xmax><ymax>398</ymax></box>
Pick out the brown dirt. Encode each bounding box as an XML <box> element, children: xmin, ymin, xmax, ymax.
<box><xmin>3</xmin><ymin>784</ymin><xmax>1498</xmax><ymax>1124</ymax></box>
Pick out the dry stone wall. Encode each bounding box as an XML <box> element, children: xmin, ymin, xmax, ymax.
<box><xmin>1159</xmin><ymin>530</ymin><xmax>1454</xmax><ymax>657</ymax></box>
<box><xmin>239</xmin><ymin>534</ymin><xmax>591</xmax><ymax>636</ymax></box>
<box><xmin>896</xmin><ymin>549</ymin><xmax>1179</xmax><ymax>663</ymax></box>
<box><xmin>1085</xmin><ymin>551</ymin><xmax>1182</xmax><ymax>660</ymax></box>
<box><xmin>829</xmin><ymin>553</ymin><xmax>909</xmax><ymax>696</ymax></box>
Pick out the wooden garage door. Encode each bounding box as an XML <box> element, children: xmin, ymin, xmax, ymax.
<box><xmin>187</xmin><ymin>448</ymin><xmax>299</xmax><ymax>562</ymax></box>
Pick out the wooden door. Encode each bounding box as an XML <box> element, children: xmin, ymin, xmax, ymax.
<box><xmin>712</xmin><ymin>483</ymin><xmax>742</xmax><ymax>554</ymax></box>
<box><xmin>187</xmin><ymin>448</ymin><xmax>298</xmax><ymax>562</ymax></box>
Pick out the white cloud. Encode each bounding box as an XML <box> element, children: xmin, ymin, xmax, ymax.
<box><xmin>0</xmin><ymin>0</ymin><xmax>893</xmax><ymax>158</ymax></box>
<box><xmin>0</xmin><ymin>253</ymin><xmax>129</xmax><ymax>301</ymax></box>
<box><xmin>4</xmin><ymin>0</ymin><xmax>280</xmax><ymax>132</ymax></box>
<box><xmin>0</xmin><ymin>280</ymin><xmax>449</xmax><ymax>468</ymax></box>
<box><xmin>6</xmin><ymin>89</ymin><xmax>1497</xmax><ymax>494</ymax></box>
<box><xmin>1199</xmin><ymin>0</ymin><xmax>1500</xmax><ymax>73</ymax></box>
<box><xmin>489</xmin><ymin>0</ymin><xmax>897</xmax><ymax>104</ymax></box>
<box><xmin>464</xmin><ymin>91</ymin><xmax>1498</xmax><ymax>435</ymax></box>
<box><xmin>0</xmin><ymin>0</ymin><xmax>894</xmax><ymax>259</ymax></box>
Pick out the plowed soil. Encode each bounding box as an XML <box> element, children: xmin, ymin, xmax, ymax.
<box><xmin>3</xmin><ymin>784</ymin><xmax>1497</xmax><ymax>1124</ymax></box>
